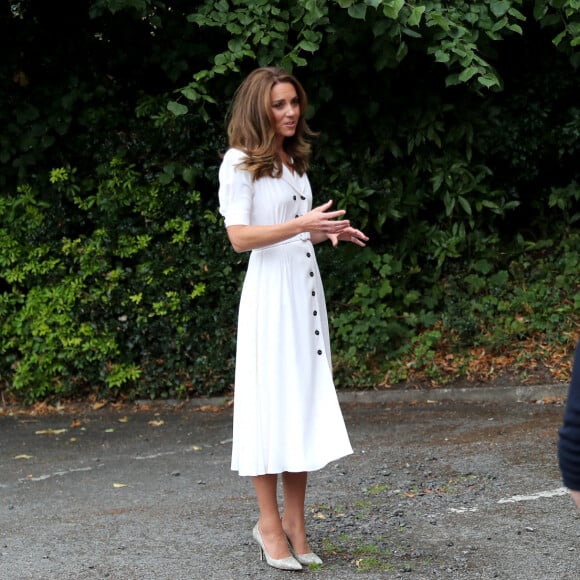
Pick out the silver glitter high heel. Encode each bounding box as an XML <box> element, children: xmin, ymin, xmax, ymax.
<box><xmin>286</xmin><ymin>535</ymin><xmax>323</xmax><ymax>566</ymax></box>
<box><xmin>252</xmin><ymin>523</ymin><xmax>303</xmax><ymax>571</ymax></box>
<box><xmin>292</xmin><ymin>550</ymin><xmax>323</xmax><ymax>566</ymax></box>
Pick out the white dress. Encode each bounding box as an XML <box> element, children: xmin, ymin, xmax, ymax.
<box><xmin>218</xmin><ymin>148</ymin><xmax>353</xmax><ymax>476</ymax></box>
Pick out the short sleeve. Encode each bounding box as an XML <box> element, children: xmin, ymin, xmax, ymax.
<box><xmin>218</xmin><ymin>148</ymin><xmax>253</xmax><ymax>227</ymax></box>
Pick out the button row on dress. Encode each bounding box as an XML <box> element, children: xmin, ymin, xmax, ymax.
<box><xmin>291</xmin><ymin>184</ymin><xmax>320</xmax><ymax>355</ymax></box>
<box><xmin>293</xmin><ymin>194</ymin><xmax>306</xmax><ymax>219</ymax></box>
<box><xmin>307</xmin><ymin>251</ymin><xmax>323</xmax><ymax>356</ymax></box>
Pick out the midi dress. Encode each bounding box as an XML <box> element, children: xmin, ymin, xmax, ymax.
<box><xmin>218</xmin><ymin>147</ymin><xmax>353</xmax><ymax>477</ymax></box>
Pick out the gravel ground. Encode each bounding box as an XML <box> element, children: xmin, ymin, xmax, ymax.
<box><xmin>1</xmin><ymin>391</ymin><xmax>579</xmax><ymax>579</ymax></box>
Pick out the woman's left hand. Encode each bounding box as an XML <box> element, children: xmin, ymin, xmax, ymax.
<box><xmin>327</xmin><ymin>227</ymin><xmax>369</xmax><ymax>248</ymax></box>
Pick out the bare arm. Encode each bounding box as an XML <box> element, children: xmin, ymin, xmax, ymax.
<box><xmin>226</xmin><ymin>200</ymin><xmax>350</xmax><ymax>253</ymax></box>
<box><xmin>310</xmin><ymin>231</ymin><xmax>331</xmax><ymax>245</ymax></box>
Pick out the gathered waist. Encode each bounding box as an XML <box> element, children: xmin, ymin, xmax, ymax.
<box><xmin>253</xmin><ymin>232</ymin><xmax>311</xmax><ymax>253</ymax></box>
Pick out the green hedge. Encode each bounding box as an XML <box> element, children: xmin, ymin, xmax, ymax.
<box><xmin>1</xmin><ymin>1</ymin><xmax>580</xmax><ymax>402</ymax></box>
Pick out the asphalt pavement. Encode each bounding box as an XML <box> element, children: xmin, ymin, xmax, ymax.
<box><xmin>1</xmin><ymin>382</ymin><xmax>579</xmax><ymax>580</ymax></box>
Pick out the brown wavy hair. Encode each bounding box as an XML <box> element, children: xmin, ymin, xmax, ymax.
<box><xmin>226</xmin><ymin>67</ymin><xmax>317</xmax><ymax>180</ymax></box>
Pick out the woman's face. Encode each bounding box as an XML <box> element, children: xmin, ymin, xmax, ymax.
<box><xmin>270</xmin><ymin>82</ymin><xmax>300</xmax><ymax>142</ymax></box>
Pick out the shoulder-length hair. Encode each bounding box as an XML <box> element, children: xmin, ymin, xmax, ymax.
<box><xmin>226</xmin><ymin>67</ymin><xmax>317</xmax><ymax>180</ymax></box>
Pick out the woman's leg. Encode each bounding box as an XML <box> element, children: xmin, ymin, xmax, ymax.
<box><xmin>281</xmin><ymin>471</ymin><xmax>311</xmax><ymax>554</ymax></box>
<box><xmin>252</xmin><ymin>474</ymin><xmax>292</xmax><ymax>559</ymax></box>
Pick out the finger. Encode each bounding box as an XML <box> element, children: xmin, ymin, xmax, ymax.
<box><xmin>350</xmin><ymin>233</ymin><xmax>367</xmax><ymax>246</ymax></box>
<box><xmin>331</xmin><ymin>222</ymin><xmax>350</xmax><ymax>233</ymax></box>
<box><xmin>351</xmin><ymin>229</ymin><xmax>369</xmax><ymax>241</ymax></box>
<box><xmin>324</xmin><ymin>218</ymin><xmax>349</xmax><ymax>228</ymax></box>
<box><xmin>315</xmin><ymin>200</ymin><xmax>334</xmax><ymax>211</ymax></box>
<box><xmin>326</xmin><ymin>233</ymin><xmax>338</xmax><ymax>247</ymax></box>
<box><xmin>323</xmin><ymin>210</ymin><xmax>347</xmax><ymax>219</ymax></box>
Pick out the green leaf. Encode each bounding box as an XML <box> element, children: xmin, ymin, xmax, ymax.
<box><xmin>378</xmin><ymin>279</ymin><xmax>392</xmax><ymax>298</ymax></box>
<box><xmin>533</xmin><ymin>1</ymin><xmax>548</xmax><ymax>20</ymax></box>
<box><xmin>407</xmin><ymin>5</ymin><xmax>425</xmax><ymax>27</ymax></box>
<box><xmin>396</xmin><ymin>41</ymin><xmax>408</xmax><ymax>61</ymax></box>
<box><xmin>181</xmin><ymin>87</ymin><xmax>200</xmax><ymax>101</ymax></box>
<box><xmin>402</xmin><ymin>27</ymin><xmax>422</xmax><ymax>39</ymax></box>
<box><xmin>481</xmin><ymin>200</ymin><xmax>500</xmax><ymax>210</ymax></box>
<box><xmin>167</xmin><ymin>101</ymin><xmax>188</xmax><ymax>116</ymax></box>
<box><xmin>472</xmin><ymin>259</ymin><xmax>493</xmax><ymax>274</ymax></box>
<box><xmin>491</xmin><ymin>16</ymin><xmax>508</xmax><ymax>32</ymax></box>
<box><xmin>490</xmin><ymin>1</ymin><xmax>510</xmax><ymax>17</ymax></box>
<box><xmin>225</xmin><ymin>22</ymin><xmax>243</xmax><ymax>35</ymax></box>
<box><xmin>434</xmin><ymin>49</ymin><xmax>450</xmax><ymax>63</ymax></box>
<box><xmin>507</xmin><ymin>24</ymin><xmax>523</xmax><ymax>35</ymax></box>
<box><xmin>553</xmin><ymin>30</ymin><xmax>566</xmax><ymax>47</ymax></box>
<box><xmin>489</xmin><ymin>270</ymin><xmax>509</xmax><ymax>287</ymax></box>
<box><xmin>458</xmin><ymin>196</ymin><xmax>472</xmax><ymax>215</ymax></box>
<box><xmin>508</xmin><ymin>7</ymin><xmax>526</xmax><ymax>21</ymax></box>
<box><xmin>477</xmin><ymin>74</ymin><xmax>500</xmax><ymax>88</ymax></box>
<box><xmin>445</xmin><ymin>73</ymin><xmax>462</xmax><ymax>87</ymax></box>
<box><xmin>228</xmin><ymin>37</ymin><xmax>246</xmax><ymax>53</ymax></box>
<box><xmin>458</xmin><ymin>66</ymin><xmax>479</xmax><ymax>82</ymax></box>
<box><xmin>214</xmin><ymin>53</ymin><xmax>227</xmax><ymax>66</ymax></box>
<box><xmin>348</xmin><ymin>3</ymin><xmax>367</xmax><ymax>19</ymax></box>
<box><xmin>382</xmin><ymin>0</ymin><xmax>404</xmax><ymax>20</ymax></box>
<box><xmin>182</xmin><ymin>167</ymin><xmax>196</xmax><ymax>185</ymax></box>
<box><xmin>427</xmin><ymin>13</ymin><xmax>451</xmax><ymax>31</ymax></box>
<box><xmin>298</xmin><ymin>39</ymin><xmax>319</xmax><ymax>52</ymax></box>
<box><xmin>289</xmin><ymin>53</ymin><xmax>308</xmax><ymax>67</ymax></box>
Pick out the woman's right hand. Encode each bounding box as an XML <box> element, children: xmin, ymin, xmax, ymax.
<box><xmin>299</xmin><ymin>200</ymin><xmax>350</xmax><ymax>235</ymax></box>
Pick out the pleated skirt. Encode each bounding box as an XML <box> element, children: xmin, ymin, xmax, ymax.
<box><xmin>230</xmin><ymin>236</ymin><xmax>353</xmax><ymax>476</ymax></box>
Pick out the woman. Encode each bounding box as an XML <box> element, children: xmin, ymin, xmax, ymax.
<box><xmin>558</xmin><ymin>339</ymin><xmax>580</xmax><ymax>509</ymax></box>
<box><xmin>218</xmin><ymin>67</ymin><xmax>368</xmax><ymax>571</ymax></box>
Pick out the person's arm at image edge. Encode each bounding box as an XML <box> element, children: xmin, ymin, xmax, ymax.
<box><xmin>558</xmin><ymin>339</ymin><xmax>580</xmax><ymax>508</ymax></box>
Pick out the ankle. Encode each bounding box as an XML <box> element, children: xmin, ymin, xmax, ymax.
<box><xmin>256</xmin><ymin>520</ymin><xmax>292</xmax><ymax>559</ymax></box>
<box><xmin>281</xmin><ymin>516</ymin><xmax>304</xmax><ymax>535</ymax></box>
<box><xmin>259</xmin><ymin>517</ymin><xmax>284</xmax><ymax>536</ymax></box>
<box><xmin>281</xmin><ymin>518</ymin><xmax>310</xmax><ymax>552</ymax></box>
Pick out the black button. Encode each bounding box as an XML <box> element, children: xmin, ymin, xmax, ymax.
<box><xmin>293</xmin><ymin>195</ymin><xmax>296</xmax><ymax>200</ymax></box>
<box><xmin>317</xmin><ymin>350</ymin><xmax>322</xmax><ymax>355</ymax></box>
<box><xmin>306</xmin><ymin>252</ymin><xmax>311</xmax><ymax>257</ymax></box>
<box><xmin>315</xmin><ymin>330</ymin><xmax>320</xmax><ymax>335</ymax></box>
<box><xmin>301</xmin><ymin>195</ymin><xmax>306</xmax><ymax>200</ymax></box>
<box><xmin>295</xmin><ymin>214</ymin><xmax>299</xmax><ymax>218</ymax></box>
<box><xmin>312</xmin><ymin>291</ymin><xmax>315</xmax><ymax>296</ymax></box>
<box><xmin>309</xmin><ymin>272</ymin><xmax>314</xmax><ymax>277</ymax></box>
<box><xmin>313</xmin><ymin>310</ymin><xmax>317</xmax><ymax>316</ymax></box>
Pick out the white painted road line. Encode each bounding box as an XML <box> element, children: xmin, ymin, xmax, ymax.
<box><xmin>18</xmin><ymin>465</ymin><xmax>99</xmax><ymax>483</ymax></box>
<box><xmin>498</xmin><ymin>487</ymin><xmax>569</xmax><ymax>504</ymax></box>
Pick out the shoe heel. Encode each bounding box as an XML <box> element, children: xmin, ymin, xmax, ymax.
<box><xmin>252</xmin><ymin>523</ymin><xmax>302</xmax><ymax>571</ymax></box>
